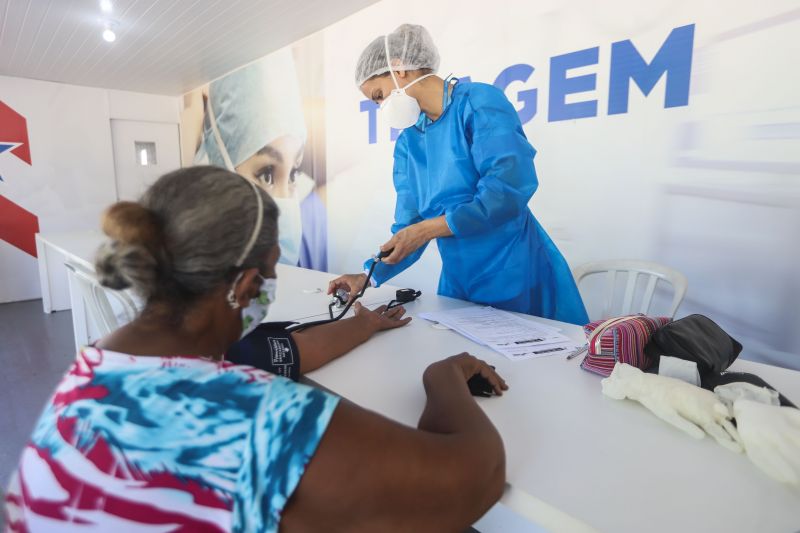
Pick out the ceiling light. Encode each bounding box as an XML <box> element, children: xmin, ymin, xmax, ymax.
<box><xmin>102</xmin><ymin>19</ymin><xmax>118</xmax><ymax>43</ymax></box>
<box><xmin>100</xmin><ymin>0</ymin><xmax>113</xmax><ymax>13</ymax></box>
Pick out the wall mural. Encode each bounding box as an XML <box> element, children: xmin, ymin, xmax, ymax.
<box><xmin>0</xmin><ymin>100</ymin><xmax>38</xmax><ymax>258</ymax></box>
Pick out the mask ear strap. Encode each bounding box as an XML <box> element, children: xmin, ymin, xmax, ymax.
<box><xmin>384</xmin><ymin>35</ymin><xmax>401</xmax><ymax>89</ymax></box>
<box><xmin>402</xmin><ymin>72</ymin><xmax>434</xmax><ymax>91</ymax></box>
<box><xmin>208</xmin><ymin>97</ymin><xmax>265</xmax><ymax>269</ymax></box>
<box><xmin>234</xmin><ymin>180</ymin><xmax>264</xmax><ymax>267</ymax></box>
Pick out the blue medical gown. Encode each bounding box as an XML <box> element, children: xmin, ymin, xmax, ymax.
<box><xmin>365</xmin><ymin>82</ymin><xmax>588</xmax><ymax>325</ymax></box>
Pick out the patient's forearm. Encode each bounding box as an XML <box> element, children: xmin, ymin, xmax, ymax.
<box><xmin>292</xmin><ymin>315</ymin><xmax>377</xmax><ymax>373</ymax></box>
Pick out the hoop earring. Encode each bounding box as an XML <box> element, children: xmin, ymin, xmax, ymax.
<box><xmin>227</xmin><ymin>288</ymin><xmax>240</xmax><ymax>309</ymax></box>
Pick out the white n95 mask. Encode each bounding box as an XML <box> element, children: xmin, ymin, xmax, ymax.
<box><xmin>381</xmin><ymin>35</ymin><xmax>434</xmax><ymax>129</ymax></box>
<box><xmin>381</xmin><ymin>83</ymin><xmax>429</xmax><ymax>129</ymax></box>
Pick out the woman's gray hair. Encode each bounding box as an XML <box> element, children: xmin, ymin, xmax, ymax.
<box><xmin>95</xmin><ymin>166</ymin><xmax>279</xmax><ymax>307</ymax></box>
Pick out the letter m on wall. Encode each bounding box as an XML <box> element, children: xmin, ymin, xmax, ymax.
<box><xmin>608</xmin><ymin>24</ymin><xmax>695</xmax><ymax>115</ymax></box>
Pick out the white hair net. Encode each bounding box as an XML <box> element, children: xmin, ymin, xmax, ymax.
<box><xmin>202</xmin><ymin>48</ymin><xmax>307</xmax><ymax>169</ymax></box>
<box><xmin>354</xmin><ymin>24</ymin><xmax>440</xmax><ymax>86</ymax></box>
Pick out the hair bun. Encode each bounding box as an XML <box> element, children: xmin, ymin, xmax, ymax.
<box><xmin>101</xmin><ymin>201</ymin><xmax>162</xmax><ymax>248</ymax></box>
<box><xmin>95</xmin><ymin>202</ymin><xmax>164</xmax><ymax>297</ymax></box>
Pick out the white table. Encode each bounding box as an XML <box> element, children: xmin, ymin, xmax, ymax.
<box><xmin>281</xmin><ymin>268</ymin><xmax>800</xmax><ymax>533</ymax></box>
<box><xmin>38</xmin><ymin>234</ymin><xmax>800</xmax><ymax>532</ymax></box>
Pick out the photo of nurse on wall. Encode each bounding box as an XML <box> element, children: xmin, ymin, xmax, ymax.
<box><xmin>181</xmin><ymin>36</ymin><xmax>328</xmax><ymax>272</ymax></box>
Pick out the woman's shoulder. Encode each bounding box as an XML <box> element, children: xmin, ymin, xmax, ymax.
<box><xmin>66</xmin><ymin>347</ymin><xmax>294</xmax><ymax>408</ymax></box>
<box><xmin>56</xmin><ymin>347</ymin><xmax>336</xmax><ymax>432</ymax></box>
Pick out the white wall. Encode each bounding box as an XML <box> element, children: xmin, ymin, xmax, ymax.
<box><xmin>107</xmin><ymin>89</ymin><xmax>180</xmax><ymax>124</ymax></box>
<box><xmin>0</xmin><ymin>75</ymin><xmax>179</xmax><ymax>303</ymax></box>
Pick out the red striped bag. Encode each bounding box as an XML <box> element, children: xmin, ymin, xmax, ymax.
<box><xmin>580</xmin><ymin>315</ymin><xmax>671</xmax><ymax>376</ymax></box>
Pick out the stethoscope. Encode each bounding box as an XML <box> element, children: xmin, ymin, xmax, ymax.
<box><xmin>287</xmin><ymin>248</ymin><xmax>421</xmax><ymax>333</ymax></box>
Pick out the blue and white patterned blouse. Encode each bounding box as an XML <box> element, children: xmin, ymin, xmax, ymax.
<box><xmin>4</xmin><ymin>347</ymin><xmax>339</xmax><ymax>532</ymax></box>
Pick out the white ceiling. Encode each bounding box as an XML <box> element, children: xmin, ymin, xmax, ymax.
<box><xmin>0</xmin><ymin>0</ymin><xmax>378</xmax><ymax>95</ymax></box>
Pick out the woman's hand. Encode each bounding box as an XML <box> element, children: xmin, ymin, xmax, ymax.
<box><xmin>381</xmin><ymin>217</ymin><xmax>453</xmax><ymax>264</ymax></box>
<box><xmin>425</xmin><ymin>353</ymin><xmax>509</xmax><ymax>396</ymax></box>
<box><xmin>327</xmin><ymin>273</ymin><xmax>368</xmax><ymax>302</ymax></box>
<box><xmin>353</xmin><ymin>302</ymin><xmax>412</xmax><ymax>333</ymax></box>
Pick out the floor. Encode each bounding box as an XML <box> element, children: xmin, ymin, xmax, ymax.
<box><xmin>0</xmin><ymin>300</ymin><xmax>74</xmax><ymax>488</ymax></box>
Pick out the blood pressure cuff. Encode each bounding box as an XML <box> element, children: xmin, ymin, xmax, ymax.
<box><xmin>226</xmin><ymin>322</ymin><xmax>300</xmax><ymax>381</ymax></box>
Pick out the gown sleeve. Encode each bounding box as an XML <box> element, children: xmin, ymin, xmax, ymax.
<box><xmin>444</xmin><ymin>85</ymin><xmax>539</xmax><ymax>238</ymax></box>
<box><xmin>363</xmin><ymin>134</ymin><xmax>429</xmax><ymax>286</ymax></box>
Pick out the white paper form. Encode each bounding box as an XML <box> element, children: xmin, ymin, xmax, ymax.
<box><xmin>418</xmin><ymin>306</ymin><xmax>582</xmax><ymax>360</ymax></box>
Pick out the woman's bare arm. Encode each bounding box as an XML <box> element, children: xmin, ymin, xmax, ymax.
<box><xmin>291</xmin><ymin>303</ymin><xmax>411</xmax><ymax>374</ymax></box>
<box><xmin>281</xmin><ymin>354</ymin><xmax>507</xmax><ymax>532</ymax></box>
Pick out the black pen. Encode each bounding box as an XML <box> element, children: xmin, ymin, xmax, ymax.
<box><xmin>566</xmin><ymin>344</ymin><xmax>588</xmax><ymax>361</ymax></box>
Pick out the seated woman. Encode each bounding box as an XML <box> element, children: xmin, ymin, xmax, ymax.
<box><xmin>5</xmin><ymin>166</ymin><xmax>508</xmax><ymax>532</ymax></box>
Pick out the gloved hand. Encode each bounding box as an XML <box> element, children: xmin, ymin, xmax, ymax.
<box><xmin>602</xmin><ymin>363</ymin><xmax>742</xmax><ymax>452</ymax></box>
<box><xmin>734</xmin><ymin>399</ymin><xmax>800</xmax><ymax>487</ymax></box>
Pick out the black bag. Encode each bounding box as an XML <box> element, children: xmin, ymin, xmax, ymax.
<box><xmin>644</xmin><ymin>314</ymin><xmax>742</xmax><ymax>378</ymax></box>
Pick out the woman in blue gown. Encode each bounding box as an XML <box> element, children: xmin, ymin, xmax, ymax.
<box><xmin>329</xmin><ymin>24</ymin><xmax>588</xmax><ymax>325</ymax></box>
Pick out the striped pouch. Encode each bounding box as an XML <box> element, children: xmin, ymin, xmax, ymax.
<box><xmin>580</xmin><ymin>315</ymin><xmax>671</xmax><ymax>376</ymax></box>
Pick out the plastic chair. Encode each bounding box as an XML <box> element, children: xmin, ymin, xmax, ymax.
<box><xmin>64</xmin><ymin>261</ymin><xmax>138</xmax><ymax>336</ymax></box>
<box><xmin>573</xmin><ymin>260</ymin><xmax>688</xmax><ymax>319</ymax></box>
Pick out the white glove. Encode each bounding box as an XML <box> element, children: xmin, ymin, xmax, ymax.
<box><xmin>602</xmin><ymin>363</ymin><xmax>743</xmax><ymax>452</ymax></box>
<box><xmin>734</xmin><ymin>399</ymin><xmax>800</xmax><ymax>487</ymax></box>
<box><xmin>714</xmin><ymin>382</ymin><xmax>780</xmax><ymax>410</ymax></box>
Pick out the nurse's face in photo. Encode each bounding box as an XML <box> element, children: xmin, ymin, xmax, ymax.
<box><xmin>235</xmin><ymin>135</ymin><xmax>304</xmax><ymax>198</ymax></box>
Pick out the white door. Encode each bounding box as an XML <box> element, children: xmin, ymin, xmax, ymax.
<box><xmin>110</xmin><ymin>120</ymin><xmax>181</xmax><ymax>201</ymax></box>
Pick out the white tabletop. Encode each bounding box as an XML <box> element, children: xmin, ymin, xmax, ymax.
<box><xmin>38</xmin><ymin>233</ymin><xmax>800</xmax><ymax>532</ymax></box>
<box><xmin>271</xmin><ymin>266</ymin><xmax>800</xmax><ymax>533</ymax></box>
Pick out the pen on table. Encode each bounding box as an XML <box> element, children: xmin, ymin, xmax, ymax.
<box><xmin>566</xmin><ymin>344</ymin><xmax>588</xmax><ymax>361</ymax></box>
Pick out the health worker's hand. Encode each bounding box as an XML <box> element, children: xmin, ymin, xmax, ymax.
<box><xmin>381</xmin><ymin>222</ymin><xmax>432</xmax><ymax>264</ymax></box>
<box><xmin>327</xmin><ymin>273</ymin><xmax>368</xmax><ymax>303</ymax></box>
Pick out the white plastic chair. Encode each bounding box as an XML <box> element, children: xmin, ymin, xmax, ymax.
<box><xmin>573</xmin><ymin>260</ymin><xmax>688</xmax><ymax>319</ymax></box>
<box><xmin>64</xmin><ymin>261</ymin><xmax>138</xmax><ymax>337</ymax></box>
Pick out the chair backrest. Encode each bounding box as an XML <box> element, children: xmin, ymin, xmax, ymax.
<box><xmin>573</xmin><ymin>260</ymin><xmax>688</xmax><ymax>320</ymax></box>
<box><xmin>65</xmin><ymin>262</ymin><xmax>138</xmax><ymax>335</ymax></box>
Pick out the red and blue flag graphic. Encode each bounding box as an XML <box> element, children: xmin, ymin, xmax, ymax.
<box><xmin>0</xmin><ymin>99</ymin><xmax>39</xmax><ymax>257</ymax></box>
